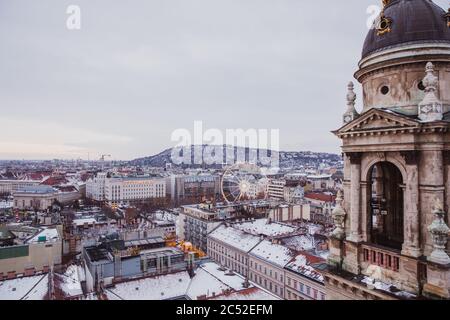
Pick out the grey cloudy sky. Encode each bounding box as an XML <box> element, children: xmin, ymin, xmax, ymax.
<box><xmin>1</xmin><ymin>0</ymin><xmax>448</xmax><ymax>160</ymax></box>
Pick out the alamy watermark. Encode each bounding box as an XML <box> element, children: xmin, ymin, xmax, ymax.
<box><xmin>171</xmin><ymin>121</ymin><xmax>280</xmax><ymax>170</ymax></box>
<box><xmin>66</xmin><ymin>5</ymin><xmax>81</xmax><ymax>30</ymax></box>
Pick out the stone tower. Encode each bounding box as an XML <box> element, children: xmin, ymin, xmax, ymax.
<box><xmin>324</xmin><ymin>0</ymin><xmax>450</xmax><ymax>300</ymax></box>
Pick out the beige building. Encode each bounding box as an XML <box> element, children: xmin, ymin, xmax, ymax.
<box><xmin>0</xmin><ymin>180</ymin><xmax>41</xmax><ymax>195</ymax></box>
<box><xmin>268</xmin><ymin>203</ymin><xmax>310</xmax><ymax>222</ymax></box>
<box><xmin>207</xmin><ymin>224</ymin><xmax>261</xmax><ymax>277</ymax></box>
<box><xmin>324</xmin><ymin>0</ymin><xmax>450</xmax><ymax>300</ymax></box>
<box><xmin>13</xmin><ymin>186</ymin><xmax>58</xmax><ymax>211</ymax></box>
<box><xmin>13</xmin><ymin>185</ymin><xmax>81</xmax><ymax>211</ymax></box>
<box><xmin>284</xmin><ymin>253</ymin><xmax>326</xmax><ymax>300</ymax></box>
<box><xmin>267</xmin><ymin>179</ymin><xmax>286</xmax><ymax>200</ymax></box>
<box><xmin>0</xmin><ymin>226</ymin><xmax>62</xmax><ymax>279</ymax></box>
<box><xmin>248</xmin><ymin>240</ymin><xmax>292</xmax><ymax>299</ymax></box>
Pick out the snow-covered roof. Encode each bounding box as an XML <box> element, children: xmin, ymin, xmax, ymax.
<box><xmin>233</xmin><ymin>219</ymin><xmax>297</xmax><ymax>237</ymax></box>
<box><xmin>360</xmin><ymin>277</ymin><xmax>417</xmax><ymax>299</ymax></box>
<box><xmin>208</xmin><ymin>225</ymin><xmax>262</xmax><ymax>253</ymax></box>
<box><xmin>27</xmin><ymin>227</ymin><xmax>60</xmax><ymax>244</ymax></box>
<box><xmin>187</xmin><ymin>268</ymin><xmax>233</xmax><ymax>300</ymax></box>
<box><xmin>54</xmin><ymin>265</ymin><xmax>83</xmax><ymax>298</ymax></box>
<box><xmin>105</xmin><ymin>271</ymin><xmax>191</xmax><ymax>300</ymax></box>
<box><xmin>285</xmin><ymin>254</ymin><xmax>324</xmax><ymax>283</ymax></box>
<box><xmin>199</xmin><ymin>263</ymin><xmax>247</xmax><ymax>291</ymax></box>
<box><xmin>250</xmin><ymin>240</ymin><xmax>295</xmax><ymax>268</ymax></box>
<box><xmin>0</xmin><ymin>274</ymin><xmax>48</xmax><ymax>300</ymax></box>
<box><xmin>281</xmin><ymin>234</ymin><xmax>315</xmax><ymax>251</ymax></box>
<box><xmin>210</xmin><ymin>287</ymin><xmax>280</xmax><ymax>300</ymax></box>
<box><xmin>72</xmin><ymin>218</ymin><xmax>98</xmax><ymax>226</ymax></box>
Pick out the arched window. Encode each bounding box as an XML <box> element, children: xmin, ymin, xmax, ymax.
<box><xmin>368</xmin><ymin>162</ymin><xmax>404</xmax><ymax>250</ymax></box>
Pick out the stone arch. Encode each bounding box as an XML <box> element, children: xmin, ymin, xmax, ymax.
<box><xmin>362</xmin><ymin>153</ymin><xmax>407</xmax><ymax>184</ymax></box>
<box><xmin>364</xmin><ymin>158</ymin><xmax>405</xmax><ymax>250</ymax></box>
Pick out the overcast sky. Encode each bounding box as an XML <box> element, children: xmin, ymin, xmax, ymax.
<box><xmin>1</xmin><ymin>0</ymin><xmax>448</xmax><ymax>160</ymax></box>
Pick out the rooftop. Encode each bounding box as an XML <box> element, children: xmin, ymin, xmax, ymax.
<box><xmin>208</xmin><ymin>224</ymin><xmax>262</xmax><ymax>253</ymax></box>
<box><xmin>250</xmin><ymin>240</ymin><xmax>296</xmax><ymax>268</ymax></box>
<box><xmin>232</xmin><ymin>219</ymin><xmax>297</xmax><ymax>237</ymax></box>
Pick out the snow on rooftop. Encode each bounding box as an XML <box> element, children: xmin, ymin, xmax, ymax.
<box><xmin>250</xmin><ymin>240</ymin><xmax>295</xmax><ymax>268</ymax></box>
<box><xmin>187</xmin><ymin>268</ymin><xmax>232</xmax><ymax>300</ymax></box>
<box><xmin>285</xmin><ymin>254</ymin><xmax>324</xmax><ymax>283</ymax></box>
<box><xmin>55</xmin><ymin>265</ymin><xmax>83</xmax><ymax>298</ymax></box>
<box><xmin>199</xmin><ymin>263</ymin><xmax>247</xmax><ymax>291</ymax></box>
<box><xmin>282</xmin><ymin>234</ymin><xmax>315</xmax><ymax>251</ymax></box>
<box><xmin>210</xmin><ymin>287</ymin><xmax>280</xmax><ymax>301</ymax></box>
<box><xmin>361</xmin><ymin>277</ymin><xmax>417</xmax><ymax>299</ymax></box>
<box><xmin>105</xmin><ymin>271</ymin><xmax>191</xmax><ymax>300</ymax></box>
<box><xmin>0</xmin><ymin>274</ymin><xmax>48</xmax><ymax>300</ymax></box>
<box><xmin>72</xmin><ymin>217</ymin><xmax>98</xmax><ymax>226</ymax></box>
<box><xmin>233</xmin><ymin>219</ymin><xmax>296</xmax><ymax>237</ymax></box>
<box><xmin>208</xmin><ymin>225</ymin><xmax>262</xmax><ymax>253</ymax></box>
<box><xmin>27</xmin><ymin>227</ymin><xmax>60</xmax><ymax>244</ymax></box>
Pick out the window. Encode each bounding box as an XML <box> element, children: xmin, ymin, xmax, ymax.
<box><xmin>306</xmin><ymin>286</ymin><xmax>311</xmax><ymax>296</ymax></box>
<box><xmin>380</xmin><ymin>85</ymin><xmax>389</xmax><ymax>95</ymax></box>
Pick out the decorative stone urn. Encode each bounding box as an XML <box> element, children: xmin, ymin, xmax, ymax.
<box><xmin>418</xmin><ymin>62</ymin><xmax>443</xmax><ymax>122</ymax></box>
<box><xmin>428</xmin><ymin>198</ymin><xmax>450</xmax><ymax>265</ymax></box>
<box><xmin>331</xmin><ymin>190</ymin><xmax>346</xmax><ymax>240</ymax></box>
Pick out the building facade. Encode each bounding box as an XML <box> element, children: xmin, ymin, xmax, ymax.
<box><xmin>104</xmin><ymin>177</ymin><xmax>166</xmax><ymax>204</ymax></box>
<box><xmin>267</xmin><ymin>179</ymin><xmax>286</xmax><ymax>200</ymax></box>
<box><xmin>324</xmin><ymin>0</ymin><xmax>450</xmax><ymax>300</ymax></box>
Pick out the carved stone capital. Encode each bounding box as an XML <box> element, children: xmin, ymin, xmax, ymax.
<box><xmin>401</xmin><ymin>151</ymin><xmax>419</xmax><ymax>166</ymax></box>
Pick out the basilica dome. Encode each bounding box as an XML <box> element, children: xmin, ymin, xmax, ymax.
<box><xmin>362</xmin><ymin>0</ymin><xmax>450</xmax><ymax>58</ymax></box>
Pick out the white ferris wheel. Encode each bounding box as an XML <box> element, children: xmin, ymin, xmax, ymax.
<box><xmin>220</xmin><ymin>163</ymin><xmax>269</xmax><ymax>204</ymax></box>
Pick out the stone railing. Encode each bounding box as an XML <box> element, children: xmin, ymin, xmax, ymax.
<box><xmin>361</xmin><ymin>244</ymin><xmax>400</xmax><ymax>272</ymax></box>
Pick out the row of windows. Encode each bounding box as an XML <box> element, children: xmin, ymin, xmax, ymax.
<box><xmin>250</xmin><ymin>273</ymin><xmax>283</xmax><ymax>296</ymax></box>
<box><xmin>251</xmin><ymin>260</ymin><xmax>283</xmax><ymax>282</ymax></box>
<box><xmin>207</xmin><ymin>240</ymin><xmax>326</xmax><ymax>301</ymax></box>
<box><xmin>286</xmin><ymin>276</ymin><xmax>325</xmax><ymax>300</ymax></box>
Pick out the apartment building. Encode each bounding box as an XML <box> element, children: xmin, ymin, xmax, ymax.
<box><xmin>267</xmin><ymin>179</ymin><xmax>286</xmax><ymax>200</ymax></box>
<box><xmin>0</xmin><ymin>179</ymin><xmax>41</xmax><ymax>195</ymax></box>
<box><xmin>207</xmin><ymin>224</ymin><xmax>261</xmax><ymax>277</ymax></box>
<box><xmin>104</xmin><ymin>177</ymin><xmax>166</xmax><ymax>204</ymax></box>
<box><xmin>86</xmin><ymin>173</ymin><xmax>166</xmax><ymax>204</ymax></box>
<box><xmin>86</xmin><ymin>172</ymin><xmax>108</xmax><ymax>201</ymax></box>
<box><xmin>284</xmin><ymin>253</ymin><xmax>326</xmax><ymax>300</ymax></box>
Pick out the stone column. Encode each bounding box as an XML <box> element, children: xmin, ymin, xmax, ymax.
<box><xmin>444</xmin><ymin>151</ymin><xmax>450</xmax><ymax>256</ymax></box>
<box><xmin>347</xmin><ymin>152</ymin><xmax>362</xmax><ymax>243</ymax></box>
<box><xmin>420</xmin><ymin>149</ymin><xmax>444</xmax><ymax>256</ymax></box>
<box><xmin>401</xmin><ymin>151</ymin><xmax>421</xmax><ymax>258</ymax></box>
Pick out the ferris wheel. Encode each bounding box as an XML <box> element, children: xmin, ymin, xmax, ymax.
<box><xmin>220</xmin><ymin>163</ymin><xmax>269</xmax><ymax>204</ymax></box>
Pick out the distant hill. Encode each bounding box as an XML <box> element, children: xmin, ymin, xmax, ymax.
<box><xmin>129</xmin><ymin>145</ymin><xmax>342</xmax><ymax>169</ymax></box>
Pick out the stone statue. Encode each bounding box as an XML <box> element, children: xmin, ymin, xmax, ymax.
<box><xmin>331</xmin><ymin>190</ymin><xmax>346</xmax><ymax>240</ymax></box>
<box><xmin>428</xmin><ymin>197</ymin><xmax>450</xmax><ymax>265</ymax></box>
<box><xmin>343</xmin><ymin>82</ymin><xmax>359</xmax><ymax>124</ymax></box>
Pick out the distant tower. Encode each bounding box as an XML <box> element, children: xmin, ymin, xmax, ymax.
<box><xmin>324</xmin><ymin>0</ymin><xmax>450</xmax><ymax>300</ymax></box>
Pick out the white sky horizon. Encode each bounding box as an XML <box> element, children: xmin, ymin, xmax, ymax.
<box><xmin>1</xmin><ymin>0</ymin><xmax>448</xmax><ymax>161</ymax></box>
